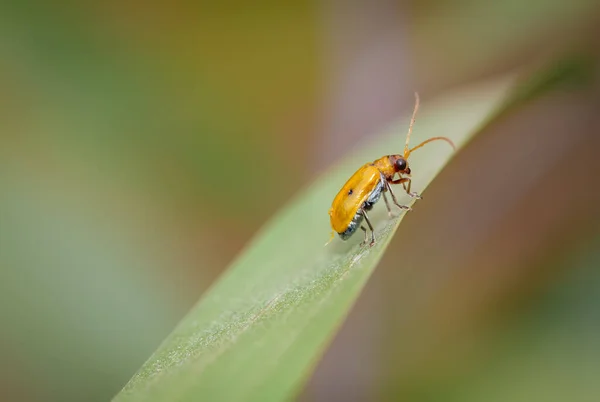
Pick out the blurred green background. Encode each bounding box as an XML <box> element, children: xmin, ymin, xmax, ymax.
<box><xmin>1</xmin><ymin>1</ymin><xmax>599</xmax><ymax>401</ymax></box>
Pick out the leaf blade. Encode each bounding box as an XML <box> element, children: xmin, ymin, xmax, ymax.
<box><xmin>114</xmin><ymin>75</ymin><xmax>516</xmax><ymax>402</ymax></box>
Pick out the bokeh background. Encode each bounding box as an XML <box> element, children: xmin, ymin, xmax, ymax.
<box><xmin>1</xmin><ymin>1</ymin><xmax>599</xmax><ymax>401</ymax></box>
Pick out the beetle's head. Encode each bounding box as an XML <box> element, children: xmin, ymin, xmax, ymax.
<box><xmin>391</xmin><ymin>155</ymin><xmax>411</xmax><ymax>175</ymax></box>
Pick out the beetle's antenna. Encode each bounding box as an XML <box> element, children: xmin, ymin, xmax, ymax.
<box><xmin>407</xmin><ymin>136</ymin><xmax>455</xmax><ymax>157</ymax></box>
<box><xmin>402</xmin><ymin>92</ymin><xmax>455</xmax><ymax>157</ymax></box>
<box><xmin>403</xmin><ymin>92</ymin><xmax>420</xmax><ymax>158</ymax></box>
<box><xmin>404</xmin><ymin>137</ymin><xmax>456</xmax><ymax>155</ymax></box>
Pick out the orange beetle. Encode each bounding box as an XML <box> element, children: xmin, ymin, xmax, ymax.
<box><xmin>328</xmin><ymin>93</ymin><xmax>454</xmax><ymax>246</ymax></box>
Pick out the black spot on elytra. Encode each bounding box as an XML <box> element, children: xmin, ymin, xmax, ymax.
<box><xmin>348</xmin><ymin>189</ymin><xmax>353</xmax><ymax>195</ymax></box>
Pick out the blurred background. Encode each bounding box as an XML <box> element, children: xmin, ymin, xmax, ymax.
<box><xmin>1</xmin><ymin>1</ymin><xmax>599</xmax><ymax>401</ymax></box>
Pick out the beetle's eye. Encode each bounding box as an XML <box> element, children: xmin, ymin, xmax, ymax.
<box><xmin>395</xmin><ymin>158</ymin><xmax>407</xmax><ymax>171</ymax></box>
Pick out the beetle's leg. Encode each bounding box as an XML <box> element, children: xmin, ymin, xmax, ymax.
<box><xmin>403</xmin><ymin>178</ymin><xmax>422</xmax><ymax>199</ymax></box>
<box><xmin>360</xmin><ymin>226</ymin><xmax>368</xmax><ymax>245</ymax></box>
<box><xmin>324</xmin><ymin>230</ymin><xmax>336</xmax><ymax>246</ymax></box>
<box><xmin>389</xmin><ymin>177</ymin><xmax>409</xmax><ymax>185</ymax></box>
<box><xmin>385</xmin><ymin>180</ymin><xmax>412</xmax><ymax>211</ymax></box>
<box><xmin>390</xmin><ymin>177</ymin><xmax>421</xmax><ymax>199</ymax></box>
<box><xmin>361</xmin><ymin>208</ymin><xmax>376</xmax><ymax>246</ymax></box>
<box><xmin>382</xmin><ymin>191</ymin><xmax>395</xmax><ymax>218</ymax></box>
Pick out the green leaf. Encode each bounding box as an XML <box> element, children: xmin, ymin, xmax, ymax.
<box><xmin>113</xmin><ymin>63</ymin><xmax>575</xmax><ymax>401</ymax></box>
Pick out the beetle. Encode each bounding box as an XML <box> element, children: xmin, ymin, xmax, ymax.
<box><xmin>327</xmin><ymin>93</ymin><xmax>454</xmax><ymax>246</ymax></box>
